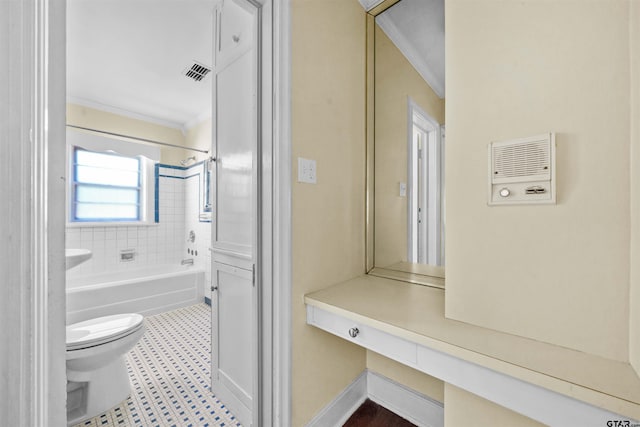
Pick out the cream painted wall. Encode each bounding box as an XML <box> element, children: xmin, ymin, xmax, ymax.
<box><xmin>445</xmin><ymin>0</ymin><xmax>631</xmax><ymax>361</ymax></box>
<box><xmin>66</xmin><ymin>103</ymin><xmax>189</xmax><ymax>165</ymax></box>
<box><xmin>374</xmin><ymin>25</ymin><xmax>445</xmax><ymax>268</ymax></box>
<box><xmin>184</xmin><ymin>117</ymin><xmax>212</xmax><ymax>163</ymax></box>
<box><xmin>630</xmin><ymin>0</ymin><xmax>640</xmax><ymax>375</ymax></box>
<box><xmin>366</xmin><ymin>351</ymin><xmax>444</xmax><ymax>403</ymax></box>
<box><xmin>291</xmin><ymin>0</ymin><xmax>368</xmax><ymax>424</ymax></box>
<box><xmin>444</xmin><ymin>384</ymin><xmax>545</xmax><ymax>427</ymax></box>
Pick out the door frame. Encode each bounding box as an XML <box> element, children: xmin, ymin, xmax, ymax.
<box><xmin>24</xmin><ymin>0</ymin><xmax>292</xmax><ymax>425</ymax></box>
<box><xmin>406</xmin><ymin>98</ymin><xmax>442</xmax><ymax>266</ymax></box>
<box><xmin>7</xmin><ymin>0</ymin><xmax>67</xmax><ymax>425</ymax></box>
<box><xmin>271</xmin><ymin>0</ymin><xmax>292</xmax><ymax>424</ymax></box>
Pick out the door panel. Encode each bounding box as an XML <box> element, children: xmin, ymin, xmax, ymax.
<box><xmin>215</xmin><ymin>49</ymin><xmax>254</xmax><ymax>253</ymax></box>
<box><xmin>215</xmin><ymin>0</ymin><xmax>253</xmax><ymax>67</ymax></box>
<box><xmin>214</xmin><ymin>263</ymin><xmax>253</xmax><ymax>410</ymax></box>
<box><xmin>210</xmin><ymin>0</ymin><xmax>258</xmax><ymax>426</ymax></box>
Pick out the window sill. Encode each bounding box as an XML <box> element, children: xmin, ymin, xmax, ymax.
<box><xmin>66</xmin><ymin>221</ymin><xmax>159</xmax><ymax>228</ymax></box>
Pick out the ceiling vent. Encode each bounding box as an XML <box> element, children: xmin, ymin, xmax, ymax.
<box><xmin>182</xmin><ymin>61</ymin><xmax>211</xmax><ymax>82</ymax></box>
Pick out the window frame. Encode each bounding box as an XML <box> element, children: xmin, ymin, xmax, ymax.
<box><xmin>70</xmin><ymin>147</ymin><xmax>143</xmax><ymax>223</ymax></box>
<box><xmin>66</xmin><ymin>136</ymin><xmax>157</xmax><ymax>227</ymax></box>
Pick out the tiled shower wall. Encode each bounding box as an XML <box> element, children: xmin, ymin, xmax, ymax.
<box><xmin>183</xmin><ymin>164</ymin><xmax>213</xmax><ymax>299</ymax></box>
<box><xmin>66</xmin><ymin>163</ymin><xmax>212</xmax><ymax>298</ymax></box>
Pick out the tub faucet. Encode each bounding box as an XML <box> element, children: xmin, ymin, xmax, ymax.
<box><xmin>181</xmin><ymin>258</ymin><xmax>194</xmax><ymax>266</ymax></box>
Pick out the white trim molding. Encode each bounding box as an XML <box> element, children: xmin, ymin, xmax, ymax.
<box><xmin>1</xmin><ymin>0</ymin><xmax>35</xmax><ymax>423</ymax></box>
<box><xmin>358</xmin><ymin>0</ymin><xmax>386</xmax><ymax>12</ymax></box>
<box><xmin>305</xmin><ymin>371</ymin><xmax>368</xmax><ymax>427</ymax></box>
<box><xmin>2</xmin><ymin>0</ymin><xmax>67</xmax><ymax>424</ymax></box>
<box><xmin>272</xmin><ymin>0</ymin><xmax>292</xmax><ymax>424</ymax></box>
<box><xmin>38</xmin><ymin>0</ymin><xmax>69</xmax><ymax>422</ymax></box>
<box><xmin>305</xmin><ymin>370</ymin><xmax>444</xmax><ymax>427</ymax></box>
<box><xmin>67</xmin><ymin>96</ymin><xmax>186</xmax><ymax>132</ymax></box>
<box><xmin>367</xmin><ymin>371</ymin><xmax>443</xmax><ymax>427</ymax></box>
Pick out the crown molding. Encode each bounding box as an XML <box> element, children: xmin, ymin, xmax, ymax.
<box><xmin>376</xmin><ymin>13</ymin><xmax>445</xmax><ymax>99</ymax></box>
<box><xmin>67</xmin><ymin>96</ymin><xmax>186</xmax><ymax>132</ymax></box>
<box><xmin>184</xmin><ymin>108</ymin><xmax>212</xmax><ymax>131</ymax></box>
<box><xmin>358</xmin><ymin>0</ymin><xmax>385</xmax><ymax>12</ymax></box>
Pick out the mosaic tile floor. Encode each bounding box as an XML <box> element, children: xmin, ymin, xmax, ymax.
<box><xmin>72</xmin><ymin>304</ymin><xmax>241</xmax><ymax>427</ymax></box>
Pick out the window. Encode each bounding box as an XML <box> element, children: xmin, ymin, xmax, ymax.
<box><xmin>67</xmin><ymin>128</ymin><xmax>160</xmax><ymax>225</ymax></box>
<box><xmin>71</xmin><ymin>148</ymin><xmax>142</xmax><ymax>222</ymax></box>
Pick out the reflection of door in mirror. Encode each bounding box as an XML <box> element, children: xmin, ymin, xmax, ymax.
<box><xmin>371</xmin><ymin>0</ymin><xmax>445</xmax><ymax>285</ymax></box>
<box><xmin>408</xmin><ymin>100</ymin><xmax>443</xmax><ymax>266</ymax></box>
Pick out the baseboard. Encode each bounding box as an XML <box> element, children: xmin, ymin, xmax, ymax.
<box><xmin>305</xmin><ymin>370</ymin><xmax>444</xmax><ymax>427</ymax></box>
<box><xmin>367</xmin><ymin>371</ymin><xmax>443</xmax><ymax>427</ymax></box>
<box><xmin>306</xmin><ymin>371</ymin><xmax>368</xmax><ymax>427</ymax></box>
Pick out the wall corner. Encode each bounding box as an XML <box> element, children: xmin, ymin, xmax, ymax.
<box><xmin>629</xmin><ymin>0</ymin><xmax>640</xmax><ymax>376</ymax></box>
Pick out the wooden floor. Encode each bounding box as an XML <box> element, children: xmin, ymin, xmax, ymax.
<box><xmin>342</xmin><ymin>399</ymin><xmax>416</xmax><ymax>427</ymax></box>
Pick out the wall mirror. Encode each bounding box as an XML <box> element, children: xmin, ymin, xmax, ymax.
<box><xmin>366</xmin><ymin>0</ymin><xmax>446</xmax><ymax>288</ymax></box>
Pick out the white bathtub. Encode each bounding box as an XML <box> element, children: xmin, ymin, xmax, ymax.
<box><xmin>66</xmin><ymin>265</ymin><xmax>205</xmax><ymax>324</ymax></box>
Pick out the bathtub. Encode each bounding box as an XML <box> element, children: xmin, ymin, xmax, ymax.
<box><xmin>66</xmin><ymin>265</ymin><xmax>205</xmax><ymax>324</ymax></box>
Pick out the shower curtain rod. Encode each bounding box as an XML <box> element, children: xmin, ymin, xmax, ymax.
<box><xmin>66</xmin><ymin>124</ymin><xmax>210</xmax><ymax>154</ymax></box>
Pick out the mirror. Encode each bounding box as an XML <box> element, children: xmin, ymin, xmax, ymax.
<box><xmin>367</xmin><ymin>0</ymin><xmax>446</xmax><ymax>287</ymax></box>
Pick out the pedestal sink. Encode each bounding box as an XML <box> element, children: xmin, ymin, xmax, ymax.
<box><xmin>65</xmin><ymin>248</ymin><xmax>92</xmax><ymax>270</ymax></box>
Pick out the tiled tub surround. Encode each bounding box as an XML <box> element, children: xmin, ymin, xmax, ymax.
<box><xmin>71</xmin><ymin>304</ymin><xmax>241</xmax><ymax>427</ymax></box>
<box><xmin>66</xmin><ymin>163</ymin><xmax>213</xmax><ymax>299</ymax></box>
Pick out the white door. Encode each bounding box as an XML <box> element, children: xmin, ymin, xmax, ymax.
<box><xmin>210</xmin><ymin>1</ymin><xmax>259</xmax><ymax>425</ymax></box>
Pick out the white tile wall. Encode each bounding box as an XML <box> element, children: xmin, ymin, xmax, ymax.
<box><xmin>184</xmin><ymin>169</ymin><xmax>213</xmax><ymax>299</ymax></box>
<box><xmin>66</xmin><ymin>163</ymin><xmax>213</xmax><ymax>299</ymax></box>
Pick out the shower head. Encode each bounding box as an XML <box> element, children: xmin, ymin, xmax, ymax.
<box><xmin>180</xmin><ymin>156</ymin><xmax>196</xmax><ymax>166</ymax></box>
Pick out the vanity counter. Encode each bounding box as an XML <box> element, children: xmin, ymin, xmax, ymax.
<box><xmin>305</xmin><ymin>275</ymin><xmax>640</xmax><ymax>423</ymax></box>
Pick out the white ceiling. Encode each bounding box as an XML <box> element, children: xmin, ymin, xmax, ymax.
<box><xmin>67</xmin><ymin>0</ymin><xmax>216</xmax><ymax>130</ymax></box>
<box><xmin>67</xmin><ymin>0</ymin><xmax>444</xmax><ymax>131</ymax></box>
<box><xmin>374</xmin><ymin>0</ymin><xmax>445</xmax><ymax>98</ymax></box>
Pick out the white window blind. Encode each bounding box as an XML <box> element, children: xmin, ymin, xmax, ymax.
<box><xmin>72</xmin><ymin>148</ymin><xmax>141</xmax><ymax>221</ymax></box>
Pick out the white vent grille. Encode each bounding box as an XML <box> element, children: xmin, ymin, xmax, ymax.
<box><xmin>182</xmin><ymin>62</ymin><xmax>211</xmax><ymax>82</ymax></box>
<box><xmin>492</xmin><ymin>140</ymin><xmax>550</xmax><ymax>180</ymax></box>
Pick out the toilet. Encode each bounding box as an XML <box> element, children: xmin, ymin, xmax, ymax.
<box><xmin>66</xmin><ymin>313</ymin><xmax>145</xmax><ymax>426</ymax></box>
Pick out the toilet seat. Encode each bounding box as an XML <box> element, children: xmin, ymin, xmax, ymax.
<box><xmin>67</xmin><ymin>313</ymin><xmax>144</xmax><ymax>351</ymax></box>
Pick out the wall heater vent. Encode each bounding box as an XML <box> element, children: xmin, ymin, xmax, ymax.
<box><xmin>488</xmin><ymin>133</ymin><xmax>556</xmax><ymax>205</ymax></box>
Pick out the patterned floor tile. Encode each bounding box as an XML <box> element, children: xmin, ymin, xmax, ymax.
<box><xmin>71</xmin><ymin>304</ymin><xmax>241</xmax><ymax>427</ymax></box>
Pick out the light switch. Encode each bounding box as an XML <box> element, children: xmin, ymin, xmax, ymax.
<box><xmin>298</xmin><ymin>157</ymin><xmax>317</xmax><ymax>184</ymax></box>
<box><xmin>399</xmin><ymin>182</ymin><xmax>407</xmax><ymax>197</ymax></box>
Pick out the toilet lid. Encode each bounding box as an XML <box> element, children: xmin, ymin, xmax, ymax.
<box><xmin>66</xmin><ymin>313</ymin><xmax>144</xmax><ymax>351</ymax></box>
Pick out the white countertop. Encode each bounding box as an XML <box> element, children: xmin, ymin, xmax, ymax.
<box><xmin>305</xmin><ymin>274</ymin><xmax>640</xmax><ymax>420</ymax></box>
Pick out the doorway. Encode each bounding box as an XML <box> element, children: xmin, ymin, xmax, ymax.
<box><xmin>407</xmin><ymin>99</ymin><xmax>443</xmax><ymax>266</ymax></box>
<box><xmin>18</xmin><ymin>0</ymin><xmax>290</xmax><ymax>425</ymax></box>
